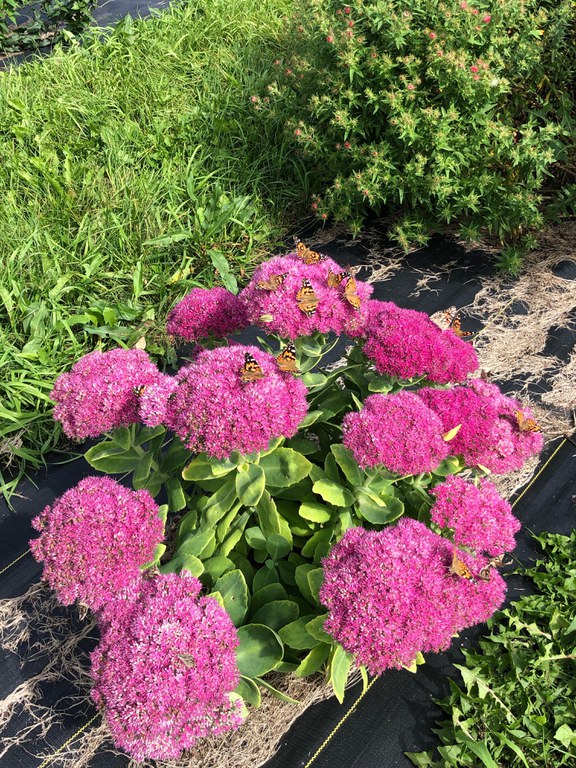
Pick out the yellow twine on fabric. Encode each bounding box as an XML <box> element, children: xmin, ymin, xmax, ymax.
<box><xmin>511</xmin><ymin>436</ymin><xmax>568</xmax><ymax>508</ymax></box>
<box><xmin>36</xmin><ymin>712</ymin><xmax>101</xmax><ymax>768</ymax></box>
<box><xmin>303</xmin><ymin>676</ymin><xmax>379</xmax><ymax>768</ymax></box>
<box><xmin>0</xmin><ymin>548</ymin><xmax>30</xmax><ymax>577</ymax></box>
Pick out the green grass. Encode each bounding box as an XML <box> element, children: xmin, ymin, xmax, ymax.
<box><xmin>0</xmin><ymin>0</ymin><xmax>307</xmax><ymax>501</ymax></box>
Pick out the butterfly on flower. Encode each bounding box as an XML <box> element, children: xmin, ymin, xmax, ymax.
<box><xmin>296</xmin><ymin>278</ymin><xmax>319</xmax><ymax>317</ymax></box>
<box><xmin>276</xmin><ymin>342</ymin><xmax>299</xmax><ymax>373</ymax></box>
<box><xmin>515</xmin><ymin>409</ymin><xmax>541</xmax><ymax>433</ymax></box>
<box><xmin>240</xmin><ymin>352</ymin><xmax>266</xmax><ymax>383</ymax></box>
<box><xmin>449</xmin><ymin>548</ymin><xmax>476</xmax><ymax>582</ymax></box>
<box><xmin>327</xmin><ymin>269</ymin><xmax>349</xmax><ymax>288</ymax></box>
<box><xmin>343</xmin><ymin>274</ymin><xmax>361</xmax><ymax>310</ymax></box>
<box><xmin>256</xmin><ymin>273</ymin><xmax>288</xmax><ymax>291</ymax></box>
<box><xmin>133</xmin><ymin>385</ymin><xmax>147</xmax><ymax>397</ymax></box>
<box><xmin>294</xmin><ymin>236</ymin><xmax>328</xmax><ymax>265</ymax></box>
<box><xmin>430</xmin><ymin>306</ymin><xmax>473</xmax><ymax>338</ymax></box>
<box><xmin>478</xmin><ymin>554</ymin><xmax>512</xmax><ymax>582</ymax></box>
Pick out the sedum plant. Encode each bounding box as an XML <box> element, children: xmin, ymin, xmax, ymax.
<box><xmin>31</xmin><ymin>241</ymin><xmax>544</xmax><ymax>761</ymax></box>
<box><xmin>258</xmin><ymin>0</ymin><xmax>575</xmax><ymax>254</ymax></box>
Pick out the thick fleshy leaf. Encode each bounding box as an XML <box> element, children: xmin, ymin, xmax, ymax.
<box><xmin>235</xmin><ymin>676</ymin><xmax>262</xmax><ymax>707</ymax></box>
<box><xmin>235</xmin><ymin>463</ymin><xmax>266</xmax><ymax>507</ymax></box>
<box><xmin>177</xmin><ymin>529</ymin><xmax>216</xmax><ymax>559</ymax></box>
<box><xmin>250</xmin><ymin>583</ymin><xmax>288</xmax><ymax>615</ymax></box>
<box><xmin>330</xmin><ymin>444</ymin><xmax>363</xmax><ymax>486</ymax></box>
<box><xmin>85</xmin><ymin>442</ymin><xmax>143</xmax><ymax>473</ymax></box>
<box><xmin>251</xmin><ymin>599</ymin><xmax>299</xmax><ymax>631</ymax></box>
<box><xmin>278</xmin><ymin>616</ymin><xmax>318</xmax><ymax>650</ymax></box>
<box><xmin>260</xmin><ymin>448</ymin><xmax>312</xmax><ymax>488</ymax></box>
<box><xmin>356</xmin><ymin>490</ymin><xmax>404</xmax><ymax>525</ymax></box>
<box><xmin>312</xmin><ymin>479</ymin><xmax>355</xmax><ymax>507</ymax></box>
<box><xmin>294</xmin><ymin>644</ymin><xmax>331</xmax><ymax>677</ymax></box>
<box><xmin>214</xmin><ymin>569</ymin><xmax>249</xmax><ymax>627</ymax></box>
<box><xmin>299</xmin><ymin>500</ymin><xmax>333</xmax><ymax>523</ymax></box>
<box><xmin>236</xmin><ymin>624</ymin><xmax>284</xmax><ymax>678</ymax></box>
<box><xmin>266</xmin><ymin>534</ymin><xmax>292</xmax><ymax>561</ymax></box>
<box><xmin>330</xmin><ymin>644</ymin><xmax>353</xmax><ymax>704</ymax></box>
<box><xmin>165</xmin><ymin>477</ymin><xmax>187</xmax><ymax>512</ymax></box>
<box><xmin>203</xmin><ymin>477</ymin><xmax>238</xmax><ymax>525</ymax></box>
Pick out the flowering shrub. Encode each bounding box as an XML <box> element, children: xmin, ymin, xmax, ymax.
<box><xmin>33</xmin><ymin>241</ymin><xmax>544</xmax><ymax>760</ymax></box>
<box><xmin>260</xmin><ymin>0</ymin><xmax>575</xmax><ymax>260</ymax></box>
<box><xmin>167</xmin><ymin>286</ymin><xmax>249</xmax><ymax>342</ymax></box>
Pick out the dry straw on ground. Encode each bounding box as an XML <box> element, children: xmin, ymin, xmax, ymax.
<box><xmin>1</xmin><ymin>223</ymin><xmax>575</xmax><ymax>766</ymax></box>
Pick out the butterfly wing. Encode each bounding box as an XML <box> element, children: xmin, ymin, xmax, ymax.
<box><xmin>450</xmin><ymin>316</ymin><xmax>473</xmax><ymax>338</ymax></box>
<box><xmin>133</xmin><ymin>385</ymin><xmax>147</xmax><ymax>397</ymax></box>
<box><xmin>240</xmin><ymin>352</ymin><xmax>266</xmax><ymax>383</ymax></box>
<box><xmin>276</xmin><ymin>343</ymin><xmax>299</xmax><ymax>373</ymax></box>
<box><xmin>327</xmin><ymin>270</ymin><xmax>346</xmax><ymax>288</ymax></box>
<box><xmin>515</xmin><ymin>409</ymin><xmax>541</xmax><ymax>433</ymax></box>
<box><xmin>296</xmin><ymin>278</ymin><xmax>319</xmax><ymax>316</ymax></box>
<box><xmin>256</xmin><ymin>273</ymin><xmax>287</xmax><ymax>291</ymax></box>
<box><xmin>344</xmin><ymin>275</ymin><xmax>361</xmax><ymax>310</ymax></box>
<box><xmin>449</xmin><ymin>549</ymin><xmax>476</xmax><ymax>581</ymax></box>
<box><xmin>430</xmin><ymin>306</ymin><xmax>456</xmax><ymax>330</ymax></box>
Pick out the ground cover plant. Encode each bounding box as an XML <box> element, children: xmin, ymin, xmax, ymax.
<box><xmin>260</xmin><ymin>0</ymin><xmax>575</xmax><ymax>265</ymax></box>
<box><xmin>0</xmin><ymin>0</ymin><xmax>304</xmax><ymax>501</ymax></box>
<box><xmin>0</xmin><ymin>0</ymin><xmax>94</xmax><ymax>54</ymax></box>
<box><xmin>407</xmin><ymin>529</ymin><xmax>576</xmax><ymax>767</ymax></box>
<box><xmin>30</xmin><ymin>239</ymin><xmax>545</xmax><ymax>761</ymax></box>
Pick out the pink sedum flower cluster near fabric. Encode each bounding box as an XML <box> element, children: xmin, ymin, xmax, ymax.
<box><xmin>420</xmin><ymin>378</ymin><xmax>544</xmax><ymax>473</ymax></box>
<box><xmin>320</xmin><ymin>520</ymin><xmax>507</xmax><ymax>675</ymax></box>
<box><xmin>167</xmin><ymin>286</ymin><xmax>249</xmax><ymax>342</ymax></box>
<box><xmin>51</xmin><ymin>348</ymin><xmax>169</xmax><ymax>439</ymax></box>
<box><xmin>431</xmin><ymin>476</ymin><xmax>521</xmax><ymax>556</ymax></box>
<box><xmin>165</xmin><ymin>344</ymin><xmax>309</xmax><ymax>458</ymax></box>
<box><xmin>91</xmin><ymin>572</ymin><xmax>242</xmax><ymax>761</ymax></box>
<box><xmin>30</xmin><ymin>476</ymin><xmax>164</xmax><ymax>612</ymax></box>
<box><xmin>342</xmin><ymin>391</ymin><xmax>449</xmax><ymax>474</ymax></box>
<box><xmin>359</xmin><ymin>300</ymin><xmax>479</xmax><ymax>383</ymax></box>
<box><xmin>239</xmin><ymin>252</ymin><xmax>373</xmax><ymax>339</ymax></box>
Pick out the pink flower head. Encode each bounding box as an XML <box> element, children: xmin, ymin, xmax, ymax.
<box><xmin>419</xmin><ymin>379</ymin><xmax>543</xmax><ymax>473</ymax></box>
<box><xmin>483</xmin><ymin>14</ymin><xmax>491</xmax><ymax>22</ymax></box>
<box><xmin>165</xmin><ymin>344</ymin><xmax>309</xmax><ymax>458</ymax></box>
<box><xmin>51</xmin><ymin>348</ymin><xmax>167</xmax><ymax>439</ymax></box>
<box><xmin>320</xmin><ymin>520</ymin><xmax>506</xmax><ymax>674</ymax></box>
<box><xmin>342</xmin><ymin>391</ymin><xmax>449</xmax><ymax>474</ymax></box>
<box><xmin>30</xmin><ymin>477</ymin><xmax>164</xmax><ymax>613</ymax></box>
<box><xmin>470</xmin><ymin>65</ymin><xmax>479</xmax><ymax>73</ymax></box>
<box><xmin>238</xmin><ymin>253</ymin><xmax>372</xmax><ymax>339</ymax></box>
<box><xmin>359</xmin><ymin>301</ymin><xmax>478</xmax><ymax>383</ymax></box>
<box><xmin>137</xmin><ymin>374</ymin><xmax>179</xmax><ymax>427</ymax></box>
<box><xmin>431</xmin><ymin>476</ymin><xmax>520</xmax><ymax>555</ymax></box>
<box><xmin>166</xmin><ymin>287</ymin><xmax>249</xmax><ymax>343</ymax></box>
<box><xmin>91</xmin><ymin>571</ymin><xmax>241</xmax><ymax>761</ymax></box>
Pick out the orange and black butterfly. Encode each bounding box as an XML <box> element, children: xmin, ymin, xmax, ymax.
<box><xmin>430</xmin><ymin>306</ymin><xmax>473</xmax><ymax>338</ymax></box>
<box><xmin>327</xmin><ymin>269</ymin><xmax>350</xmax><ymax>288</ymax></box>
<box><xmin>296</xmin><ymin>278</ymin><xmax>319</xmax><ymax>317</ymax></box>
<box><xmin>133</xmin><ymin>385</ymin><xmax>147</xmax><ymax>397</ymax></box>
<box><xmin>276</xmin><ymin>343</ymin><xmax>299</xmax><ymax>373</ymax></box>
<box><xmin>240</xmin><ymin>352</ymin><xmax>266</xmax><ymax>383</ymax></box>
<box><xmin>294</xmin><ymin>236</ymin><xmax>327</xmax><ymax>265</ymax></box>
<box><xmin>344</xmin><ymin>274</ymin><xmax>361</xmax><ymax>311</ymax></box>
<box><xmin>515</xmin><ymin>409</ymin><xmax>541</xmax><ymax>433</ymax></box>
<box><xmin>478</xmin><ymin>554</ymin><xmax>512</xmax><ymax>582</ymax></box>
<box><xmin>256</xmin><ymin>273</ymin><xmax>287</xmax><ymax>291</ymax></box>
<box><xmin>449</xmin><ymin>549</ymin><xmax>476</xmax><ymax>582</ymax></box>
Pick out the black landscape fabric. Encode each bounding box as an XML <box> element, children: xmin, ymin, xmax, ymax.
<box><xmin>0</xmin><ymin>235</ymin><xmax>574</xmax><ymax>768</ymax></box>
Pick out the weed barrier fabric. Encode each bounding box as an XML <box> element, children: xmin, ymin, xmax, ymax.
<box><xmin>0</xmin><ymin>235</ymin><xmax>574</xmax><ymax>767</ymax></box>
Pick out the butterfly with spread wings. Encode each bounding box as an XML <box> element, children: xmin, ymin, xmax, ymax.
<box><xmin>276</xmin><ymin>343</ymin><xmax>299</xmax><ymax>373</ymax></box>
<box><xmin>296</xmin><ymin>278</ymin><xmax>319</xmax><ymax>317</ymax></box>
<box><xmin>294</xmin><ymin>236</ymin><xmax>328</xmax><ymax>265</ymax></box>
<box><xmin>256</xmin><ymin>273</ymin><xmax>288</xmax><ymax>291</ymax></box>
<box><xmin>515</xmin><ymin>409</ymin><xmax>541</xmax><ymax>433</ymax></box>
<box><xmin>478</xmin><ymin>554</ymin><xmax>512</xmax><ymax>582</ymax></box>
<box><xmin>449</xmin><ymin>548</ymin><xmax>476</xmax><ymax>582</ymax></box>
<box><xmin>240</xmin><ymin>352</ymin><xmax>266</xmax><ymax>383</ymax></box>
<box><xmin>430</xmin><ymin>306</ymin><xmax>473</xmax><ymax>338</ymax></box>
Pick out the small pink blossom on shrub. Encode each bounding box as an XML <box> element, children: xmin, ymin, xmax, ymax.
<box><xmin>342</xmin><ymin>391</ymin><xmax>448</xmax><ymax>474</ymax></box>
<box><xmin>238</xmin><ymin>252</ymin><xmax>372</xmax><ymax>339</ymax></box>
<box><xmin>358</xmin><ymin>300</ymin><xmax>478</xmax><ymax>383</ymax></box>
<box><xmin>30</xmin><ymin>477</ymin><xmax>164</xmax><ymax>612</ymax></box>
<box><xmin>320</xmin><ymin>520</ymin><xmax>506</xmax><ymax>674</ymax></box>
<box><xmin>431</xmin><ymin>476</ymin><xmax>520</xmax><ymax>555</ymax></box>
<box><xmin>91</xmin><ymin>571</ymin><xmax>241</xmax><ymax>761</ymax></box>
<box><xmin>483</xmin><ymin>13</ymin><xmax>491</xmax><ymax>22</ymax></box>
<box><xmin>165</xmin><ymin>345</ymin><xmax>309</xmax><ymax>458</ymax></box>
<box><xmin>137</xmin><ymin>374</ymin><xmax>179</xmax><ymax>427</ymax></box>
<box><xmin>166</xmin><ymin>287</ymin><xmax>249</xmax><ymax>342</ymax></box>
<box><xmin>51</xmin><ymin>348</ymin><xmax>166</xmax><ymax>439</ymax></box>
<box><xmin>419</xmin><ymin>379</ymin><xmax>543</xmax><ymax>473</ymax></box>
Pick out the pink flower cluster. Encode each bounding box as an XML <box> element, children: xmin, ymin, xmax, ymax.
<box><xmin>420</xmin><ymin>378</ymin><xmax>543</xmax><ymax>473</ymax></box>
<box><xmin>431</xmin><ymin>476</ymin><xmax>520</xmax><ymax>556</ymax></box>
<box><xmin>30</xmin><ymin>477</ymin><xmax>164</xmax><ymax>612</ymax></box>
<box><xmin>358</xmin><ymin>301</ymin><xmax>478</xmax><ymax>383</ymax></box>
<box><xmin>167</xmin><ymin>287</ymin><xmax>249</xmax><ymax>342</ymax></box>
<box><xmin>51</xmin><ymin>348</ymin><xmax>169</xmax><ymax>439</ymax></box>
<box><xmin>320</xmin><ymin>520</ymin><xmax>506</xmax><ymax>674</ymax></box>
<box><xmin>238</xmin><ymin>252</ymin><xmax>372</xmax><ymax>339</ymax></box>
<box><xmin>342</xmin><ymin>392</ymin><xmax>448</xmax><ymax>474</ymax></box>
<box><xmin>137</xmin><ymin>375</ymin><xmax>179</xmax><ymax>428</ymax></box>
<box><xmin>91</xmin><ymin>571</ymin><xmax>242</xmax><ymax>761</ymax></box>
<box><xmin>165</xmin><ymin>344</ymin><xmax>309</xmax><ymax>458</ymax></box>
